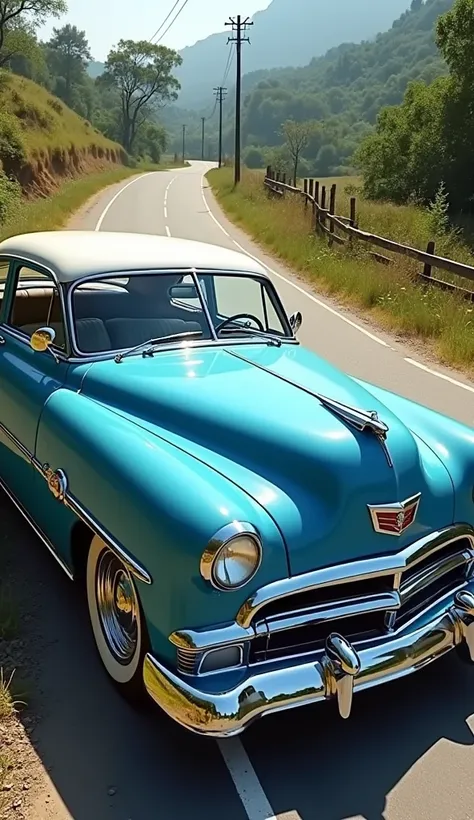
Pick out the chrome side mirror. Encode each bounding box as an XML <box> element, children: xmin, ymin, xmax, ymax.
<box><xmin>289</xmin><ymin>311</ymin><xmax>302</xmax><ymax>334</ymax></box>
<box><xmin>30</xmin><ymin>326</ymin><xmax>56</xmax><ymax>352</ymax></box>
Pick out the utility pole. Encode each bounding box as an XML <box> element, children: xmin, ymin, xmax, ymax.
<box><xmin>182</xmin><ymin>124</ymin><xmax>186</xmax><ymax>163</ymax></box>
<box><xmin>213</xmin><ymin>86</ymin><xmax>227</xmax><ymax>168</ymax></box>
<box><xmin>226</xmin><ymin>15</ymin><xmax>253</xmax><ymax>185</ymax></box>
<box><xmin>201</xmin><ymin>117</ymin><xmax>205</xmax><ymax>160</ymax></box>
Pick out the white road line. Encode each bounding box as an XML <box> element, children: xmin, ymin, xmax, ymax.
<box><xmin>201</xmin><ymin>177</ymin><xmax>230</xmax><ymax>237</ymax></box>
<box><xmin>201</xmin><ymin>175</ymin><xmax>474</xmax><ymax>392</ymax></box>
<box><xmin>165</xmin><ymin>226</ymin><xmax>171</xmax><ymax>237</ymax></box>
<box><xmin>200</xmin><ymin>176</ymin><xmax>389</xmax><ymax>347</ymax></box>
<box><xmin>95</xmin><ymin>172</ymin><xmax>156</xmax><ymax>231</ymax></box>
<box><xmin>404</xmin><ymin>357</ymin><xmax>474</xmax><ymax>394</ymax></box>
<box><xmin>217</xmin><ymin>739</ymin><xmax>277</xmax><ymax>820</ymax></box>
<box><xmin>164</xmin><ymin>206</ymin><xmax>168</xmax><ymax>219</ymax></box>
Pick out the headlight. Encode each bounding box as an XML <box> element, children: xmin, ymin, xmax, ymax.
<box><xmin>200</xmin><ymin>522</ymin><xmax>262</xmax><ymax>590</ymax></box>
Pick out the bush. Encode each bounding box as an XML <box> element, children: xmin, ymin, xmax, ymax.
<box><xmin>0</xmin><ymin>173</ymin><xmax>21</xmax><ymax>225</ymax></box>
<box><xmin>244</xmin><ymin>146</ymin><xmax>265</xmax><ymax>169</ymax></box>
<box><xmin>0</xmin><ymin>112</ymin><xmax>27</xmax><ymax>167</ymax></box>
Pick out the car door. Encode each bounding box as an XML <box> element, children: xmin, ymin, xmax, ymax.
<box><xmin>0</xmin><ymin>258</ymin><xmax>70</xmax><ymax>510</ymax></box>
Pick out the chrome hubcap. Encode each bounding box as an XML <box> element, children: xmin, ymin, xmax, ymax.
<box><xmin>96</xmin><ymin>550</ymin><xmax>138</xmax><ymax>664</ymax></box>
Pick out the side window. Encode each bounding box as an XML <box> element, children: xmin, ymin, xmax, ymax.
<box><xmin>0</xmin><ymin>259</ymin><xmax>10</xmax><ymax>322</ymax></box>
<box><xmin>7</xmin><ymin>265</ymin><xmax>66</xmax><ymax>350</ymax></box>
<box><xmin>214</xmin><ymin>276</ymin><xmax>266</xmax><ymax>326</ymax></box>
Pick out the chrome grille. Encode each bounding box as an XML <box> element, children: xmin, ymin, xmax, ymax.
<box><xmin>176</xmin><ymin>647</ymin><xmax>200</xmax><ymax>675</ymax></box>
<box><xmin>248</xmin><ymin>535</ymin><xmax>474</xmax><ymax>665</ymax></box>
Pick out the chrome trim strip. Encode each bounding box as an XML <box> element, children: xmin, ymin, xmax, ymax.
<box><xmin>0</xmin><ymin>421</ymin><xmax>152</xmax><ymax>585</ymax></box>
<box><xmin>236</xmin><ymin>524</ymin><xmax>474</xmax><ymax>628</ymax></box>
<box><xmin>200</xmin><ymin>521</ymin><xmax>262</xmax><ymax>590</ymax></box>
<box><xmin>144</xmin><ymin>581</ymin><xmax>474</xmax><ymax>736</ymax></box>
<box><xmin>399</xmin><ymin>549</ymin><xmax>473</xmax><ymax>604</ymax></box>
<box><xmin>258</xmin><ymin>591</ymin><xmax>400</xmax><ymax>635</ymax></box>
<box><xmin>0</xmin><ymin>474</ymin><xmax>74</xmax><ymax>580</ymax></box>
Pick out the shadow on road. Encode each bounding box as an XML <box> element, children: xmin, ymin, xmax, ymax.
<box><xmin>1</xmin><ymin>495</ymin><xmax>246</xmax><ymax>820</ymax></box>
<box><xmin>4</xmin><ymin>489</ymin><xmax>474</xmax><ymax>820</ymax></box>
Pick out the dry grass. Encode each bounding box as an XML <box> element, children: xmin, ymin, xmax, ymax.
<box><xmin>208</xmin><ymin>167</ymin><xmax>474</xmax><ymax>374</ymax></box>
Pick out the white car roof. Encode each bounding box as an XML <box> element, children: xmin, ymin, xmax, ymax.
<box><xmin>0</xmin><ymin>231</ymin><xmax>267</xmax><ymax>283</ymax></box>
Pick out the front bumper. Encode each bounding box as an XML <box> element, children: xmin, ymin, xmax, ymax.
<box><xmin>143</xmin><ymin>586</ymin><xmax>474</xmax><ymax>737</ymax></box>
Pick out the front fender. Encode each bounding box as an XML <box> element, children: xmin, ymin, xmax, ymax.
<box><xmin>36</xmin><ymin>390</ymin><xmax>288</xmax><ymax>664</ymax></box>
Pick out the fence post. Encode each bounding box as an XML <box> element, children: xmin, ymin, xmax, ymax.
<box><xmin>319</xmin><ymin>186</ymin><xmax>326</xmax><ymax>233</ymax></box>
<box><xmin>423</xmin><ymin>240</ymin><xmax>436</xmax><ymax>278</ymax></box>
<box><xmin>350</xmin><ymin>197</ymin><xmax>357</xmax><ymax>227</ymax></box>
<box><xmin>314</xmin><ymin>181</ymin><xmax>320</xmax><ymax>205</ymax></box>
<box><xmin>303</xmin><ymin>179</ymin><xmax>308</xmax><ymax>209</ymax></box>
<box><xmin>329</xmin><ymin>184</ymin><xmax>337</xmax><ymax>247</ymax></box>
<box><xmin>266</xmin><ymin>165</ymin><xmax>272</xmax><ymax>180</ymax></box>
<box><xmin>282</xmin><ymin>172</ymin><xmax>286</xmax><ymax>186</ymax></box>
<box><xmin>276</xmin><ymin>171</ymin><xmax>280</xmax><ymax>183</ymax></box>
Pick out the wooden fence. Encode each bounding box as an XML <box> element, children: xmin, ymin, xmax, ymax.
<box><xmin>264</xmin><ymin>166</ymin><xmax>474</xmax><ymax>300</ymax></box>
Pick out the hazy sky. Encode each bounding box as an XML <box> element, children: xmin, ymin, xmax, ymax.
<box><xmin>39</xmin><ymin>0</ymin><xmax>271</xmax><ymax>60</ymax></box>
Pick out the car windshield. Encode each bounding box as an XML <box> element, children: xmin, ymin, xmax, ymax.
<box><xmin>70</xmin><ymin>270</ymin><xmax>292</xmax><ymax>355</ymax></box>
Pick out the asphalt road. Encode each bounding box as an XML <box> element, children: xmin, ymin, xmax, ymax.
<box><xmin>8</xmin><ymin>161</ymin><xmax>474</xmax><ymax>820</ymax></box>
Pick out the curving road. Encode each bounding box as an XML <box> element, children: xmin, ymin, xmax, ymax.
<box><xmin>8</xmin><ymin>161</ymin><xmax>474</xmax><ymax>820</ymax></box>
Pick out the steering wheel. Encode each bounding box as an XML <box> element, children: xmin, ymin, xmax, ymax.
<box><xmin>215</xmin><ymin>313</ymin><xmax>265</xmax><ymax>333</ymax></box>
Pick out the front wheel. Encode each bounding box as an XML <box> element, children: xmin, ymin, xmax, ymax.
<box><xmin>86</xmin><ymin>534</ymin><xmax>149</xmax><ymax>703</ymax></box>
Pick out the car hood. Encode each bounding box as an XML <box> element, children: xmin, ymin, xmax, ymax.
<box><xmin>79</xmin><ymin>344</ymin><xmax>455</xmax><ymax>574</ymax></box>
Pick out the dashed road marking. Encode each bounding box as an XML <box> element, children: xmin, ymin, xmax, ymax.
<box><xmin>95</xmin><ymin>172</ymin><xmax>157</xmax><ymax>231</ymax></box>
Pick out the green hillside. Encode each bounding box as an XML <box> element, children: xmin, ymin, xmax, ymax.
<box><xmin>0</xmin><ymin>71</ymin><xmax>126</xmax><ymax>197</ymax></box>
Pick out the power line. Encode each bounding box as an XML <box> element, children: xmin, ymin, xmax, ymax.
<box><xmin>149</xmin><ymin>0</ymin><xmax>182</xmax><ymax>42</ymax></box>
<box><xmin>153</xmin><ymin>0</ymin><xmax>191</xmax><ymax>45</ymax></box>
<box><xmin>225</xmin><ymin>15</ymin><xmax>253</xmax><ymax>185</ymax></box>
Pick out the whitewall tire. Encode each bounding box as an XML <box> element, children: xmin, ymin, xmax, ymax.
<box><xmin>86</xmin><ymin>534</ymin><xmax>148</xmax><ymax>701</ymax></box>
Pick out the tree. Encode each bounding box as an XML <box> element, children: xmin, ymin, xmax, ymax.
<box><xmin>436</xmin><ymin>0</ymin><xmax>474</xmax><ymax>86</ymax></box>
<box><xmin>0</xmin><ymin>0</ymin><xmax>66</xmax><ymax>66</ymax></box>
<box><xmin>103</xmin><ymin>40</ymin><xmax>181</xmax><ymax>154</ymax></box>
<box><xmin>47</xmin><ymin>24</ymin><xmax>91</xmax><ymax>107</ymax></box>
<box><xmin>281</xmin><ymin>119</ymin><xmax>313</xmax><ymax>183</ymax></box>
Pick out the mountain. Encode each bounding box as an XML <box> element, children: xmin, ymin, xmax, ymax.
<box><xmin>162</xmin><ymin>0</ymin><xmax>453</xmax><ymax>176</ymax></box>
<box><xmin>175</xmin><ymin>0</ymin><xmax>411</xmax><ymax>109</ymax></box>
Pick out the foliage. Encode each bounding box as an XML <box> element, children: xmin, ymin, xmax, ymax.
<box><xmin>356</xmin><ymin>0</ymin><xmax>474</xmax><ymax>212</ymax></box>
<box><xmin>281</xmin><ymin>119</ymin><xmax>314</xmax><ymax>182</ymax></box>
<box><xmin>102</xmin><ymin>40</ymin><xmax>181</xmax><ymax>154</ymax></box>
<box><xmin>46</xmin><ymin>24</ymin><xmax>91</xmax><ymax>107</ymax></box>
<box><xmin>0</xmin><ymin>0</ymin><xmax>66</xmax><ymax>65</ymax></box>
<box><xmin>0</xmin><ymin>170</ymin><xmax>20</xmax><ymax>223</ymax></box>
<box><xmin>0</xmin><ymin>109</ymin><xmax>27</xmax><ymax>166</ymax></box>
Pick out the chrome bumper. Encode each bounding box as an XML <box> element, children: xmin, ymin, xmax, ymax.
<box><xmin>143</xmin><ymin>587</ymin><xmax>474</xmax><ymax>737</ymax></box>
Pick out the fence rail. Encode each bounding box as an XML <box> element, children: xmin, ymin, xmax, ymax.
<box><xmin>264</xmin><ymin>167</ymin><xmax>474</xmax><ymax>300</ymax></box>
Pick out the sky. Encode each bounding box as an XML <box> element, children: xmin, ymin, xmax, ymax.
<box><xmin>39</xmin><ymin>0</ymin><xmax>271</xmax><ymax>61</ymax></box>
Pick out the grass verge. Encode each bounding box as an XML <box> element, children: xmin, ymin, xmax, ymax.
<box><xmin>207</xmin><ymin>167</ymin><xmax>474</xmax><ymax>375</ymax></box>
<box><xmin>0</xmin><ymin>161</ymin><xmax>175</xmax><ymax>242</ymax></box>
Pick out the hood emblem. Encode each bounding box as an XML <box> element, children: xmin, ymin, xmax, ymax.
<box><xmin>368</xmin><ymin>493</ymin><xmax>421</xmax><ymax>536</ymax></box>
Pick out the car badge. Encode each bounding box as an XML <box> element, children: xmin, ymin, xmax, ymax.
<box><xmin>367</xmin><ymin>493</ymin><xmax>421</xmax><ymax>536</ymax></box>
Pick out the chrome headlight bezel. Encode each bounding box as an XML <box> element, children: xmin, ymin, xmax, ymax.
<box><xmin>200</xmin><ymin>522</ymin><xmax>262</xmax><ymax>591</ymax></box>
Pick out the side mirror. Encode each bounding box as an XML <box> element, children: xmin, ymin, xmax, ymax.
<box><xmin>289</xmin><ymin>311</ymin><xmax>302</xmax><ymax>334</ymax></box>
<box><xmin>30</xmin><ymin>326</ymin><xmax>56</xmax><ymax>352</ymax></box>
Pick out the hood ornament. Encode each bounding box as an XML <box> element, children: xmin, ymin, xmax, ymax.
<box><xmin>317</xmin><ymin>395</ymin><xmax>392</xmax><ymax>468</ymax></box>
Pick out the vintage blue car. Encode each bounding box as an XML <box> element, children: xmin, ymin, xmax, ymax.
<box><xmin>1</xmin><ymin>229</ymin><xmax>474</xmax><ymax>736</ymax></box>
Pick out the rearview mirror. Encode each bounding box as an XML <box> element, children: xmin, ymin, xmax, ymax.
<box><xmin>289</xmin><ymin>311</ymin><xmax>302</xmax><ymax>334</ymax></box>
<box><xmin>30</xmin><ymin>326</ymin><xmax>56</xmax><ymax>352</ymax></box>
<box><xmin>169</xmin><ymin>284</ymin><xmax>199</xmax><ymax>300</ymax></box>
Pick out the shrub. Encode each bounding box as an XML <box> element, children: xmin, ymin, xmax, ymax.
<box><xmin>0</xmin><ymin>173</ymin><xmax>21</xmax><ymax>225</ymax></box>
<box><xmin>0</xmin><ymin>112</ymin><xmax>27</xmax><ymax>166</ymax></box>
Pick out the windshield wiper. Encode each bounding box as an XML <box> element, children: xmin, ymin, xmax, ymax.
<box><xmin>114</xmin><ymin>331</ymin><xmax>203</xmax><ymax>363</ymax></box>
<box><xmin>218</xmin><ymin>325</ymin><xmax>283</xmax><ymax>347</ymax></box>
